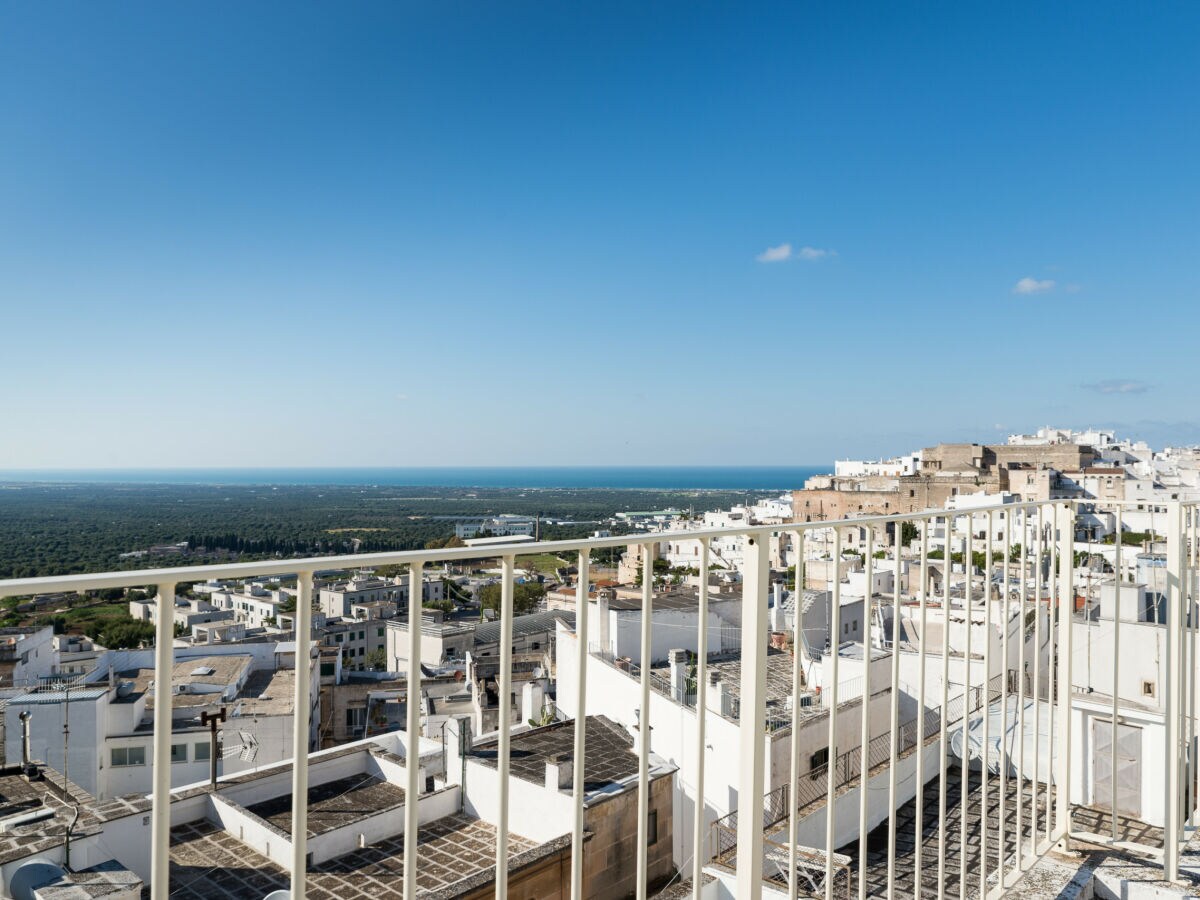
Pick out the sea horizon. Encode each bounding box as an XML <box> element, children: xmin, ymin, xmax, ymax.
<box><xmin>0</xmin><ymin>465</ymin><xmax>828</xmax><ymax>491</ymax></box>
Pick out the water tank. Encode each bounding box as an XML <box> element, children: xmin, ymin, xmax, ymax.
<box><xmin>8</xmin><ymin>858</ymin><xmax>65</xmax><ymax>900</ymax></box>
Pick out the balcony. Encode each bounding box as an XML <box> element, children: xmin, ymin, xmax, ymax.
<box><xmin>0</xmin><ymin>498</ymin><xmax>1197</xmax><ymax>899</ymax></box>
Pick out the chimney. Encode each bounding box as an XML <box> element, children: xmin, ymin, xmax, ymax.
<box><xmin>545</xmin><ymin>753</ymin><xmax>573</xmax><ymax>791</ymax></box>
<box><xmin>521</xmin><ymin>680</ymin><xmax>545</xmax><ymax>725</ymax></box>
<box><xmin>705</xmin><ymin>671</ymin><xmax>724</xmax><ymax>716</ymax></box>
<box><xmin>18</xmin><ymin>711</ymin><xmax>35</xmax><ymax>776</ymax></box>
<box><xmin>597</xmin><ymin>589</ymin><xmax>612</xmax><ymax>655</ymax></box>
<box><xmin>668</xmin><ymin>649</ymin><xmax>689</xmax><ymax>703</ymax></box>
<box><xmin>771</xmin><ymin>582</ymin><xmax>784</xmax><ymax>632</ymax></box>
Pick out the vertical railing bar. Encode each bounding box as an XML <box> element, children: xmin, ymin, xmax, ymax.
<box><xmin>404</xmin><ymin>563</ymin><xmax>425</xmax><ymax>900</ymax></box>
<box><xmin>636</xmin><ymin>546</ymin><xmax>654</xmax><ymax>900</ymax></box>
<box><xmin>936</xmin><ymin>514</ymin><xmax>951</xmax><ymax>900</ymax></box>
<box><xmin>1045</xmin><ymin>505</ymin><xmax>1056</xmax><ymax>844</ymax></box>
<box><xmin>570</xmin><ymin>550</ymin><xmax>590</xmax><ymax>900</ymax></box>
<box><xmin>694</xmin><ymin>538</ymin><xmax>711</xmax><ymax>900</ymax></box>
<box><xmin>1016</xmin><ymin>513</ymin><xmax>1028</xmax><ymax>871</ymax></box>
<box><xmin>150</xmin><ymin>579</ymin><xmax>177</xmax><ymax>900</ymax></box>
<box><xmin>1055</xmin><ymin>503</ymin><xmax>1075</xmax><ymax>848</ymax></box>
<box><xmin>1177</xmin><ymin>503</ymin><xmax>1189</xmax><ymax>847</ymax></box>
<box><xmin>734</xmin><ymin>533</ymin><xmax>769</xmax><ymax>900</ymax></box>
<box><xmin>825</xmin><ymin>528</ymin><xmax>843</xmax><ymax>900</ymax></box>
<box><xmin>980</xmin><ymin>510</ymin><xmax>992</xmax><ymax>897</ymax></box>
<box><xmin>1187</xmin><ymin>509</ymin><xmax>1195</xmax><ymax>828</ymax></box>
<box><xmin>1111</xmin><ymin>506</ymin><xmax>1122</xmax><ymax>842</ymax></box>
<box><xmin>1191</xmin><ymin>508</ymin><xmax>1199</xmax><ymax>828</ymax></box>
<box><xmin>1165</xmin><ymin>502</ymin><xmax>1183</xmax><ymax>882</ymax></box>
<box><xmin>857</xmin><ymin>528</ymin><xmax>875</xmax><ymax>900</ymax></box>
<box><xmin>1187</xmin><ymin>506</ymin><xmax>1197</xmax><ymax>830</ymax></box>
<box><xmin>998</xmin><ymin>511</ymin><xmax>1010</xmax><ymax>887</ymax></box>
<box><xmin>1032</xmin><ymin>511</ymin><xmax>1043</xmax><ymax>850</ymax></box>
<box><xmin>495</xmin><ymin>555</ymin><xmax>515</xmax><ymax>900</ymax></box>
<box><xmin>886</xmin><ymin>522</ymin><xmax>903</xmax><ymax>900</ymax></box>
<box><xmin>291</xmin><ymin>570</ymin><xmax>314</xmax><ymax>900</ymax></box>
<box><xmin>787</xmin><ymin>533</ymin><xmax>804</xmax><ymax>900</ymax></box>
<box><xmin>914</xmin><ymin>521</ymin><xmax>929</xmax><ymax>899</ymax></box>
<box><xmin>958</xmin><ymin>511</ymin><xmax>971</xmax><ymax>900</ymax></box>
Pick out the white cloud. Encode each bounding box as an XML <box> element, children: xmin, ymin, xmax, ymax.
<box><xmin>1082</xmin><ymin>380</ymin><xmax>1151</xmax><ymax>395</ymax></box>
<box><xmin>756</xmin><ymin>243</ymin><xmax>792</xmax><ymax>263</ymax></box>
<box><xmin>1013</xmin><ymin>277</ymin><xmax>1056</xmax><ymax>294</ymax></box>
<box><xmin>1064</xmin><ymin>283</ymin><xmax>1082</xmax><ymax>293</ymax></box>
<box><xmin>756</xmin><ymin>243</ymin><xmax>836</xmax><ymax>263</ymax></box>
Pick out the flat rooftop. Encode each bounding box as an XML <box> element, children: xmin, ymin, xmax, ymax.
<box><xmin>122</xmin><ymin>655</ymin><xmax>252</xmax><ymax>710</ymax></box>
<box><xmin>164</xmin><ymin>812</ymin><xmax>543</xmax><ymax>898</ymax></box>
<box><xmin>471</xmin><ymin>716</ymin><xmax>644</xmax><ymax>794</ymax></box>
<box><xmin>247</xmin><ymin>774</ymin><xmax>405</xmax><ymax>838</ymax></box>
<box><xmin>0</xmin><ymin>765</ymin><xmax>149</xmax><ymax>867</ymax></box>
<box><xmin>233</xmin><ymin>667</ymin><xmax>297</xmax><ymax>716</ymax></box>
<box><xmin>650</xmin><ymin>647</ymin><xmax>805</xmax><ymax>723</ymax></box>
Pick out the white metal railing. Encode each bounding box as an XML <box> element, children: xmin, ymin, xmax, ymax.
<box><xmin>0</xmin><ymin>497</ymin><xmax>1196</xmax><ymax>899</ymax></box>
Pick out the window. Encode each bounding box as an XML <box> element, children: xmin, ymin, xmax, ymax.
<box><xmin>647</xmin><ymin>809</ymin><xmax>659</xmax><ymax>846</ymax></box>
<box><xmin>195</xmin><ymin>742</ymin><xmax>211</xmax><ymax>762</ymax></box>
<box><xmin>357</xmin><ymin>647</ymin><xmax>364</xmax><ymax>656</ymax></box>
<box><xmin>320</xmin><ymin>662</ymin><xmax>335</xmax><ymax>677</ymax></box>
<box><xmin>171</xmin><ymin>743</ymin><xmax>188</xmax><ymax>764</ymax></box>
<box><xmin>810</xmin><ymin>747</ymin><xmax>829</xmax><ymax>773</ymax></box>
<box><xmin>112</xmin><ymin>746</ymin><xmax>147</xmax><ymax>767</ymax></box>
<box><xmin>1143</xmin><ymin>680</ymin><xmax>1156</xmax><ymax>697</ymax></box>
<box><xmin>377</xmin><ymin>628</ymin><xmax>384</xmax><ymax>638</ymax></box>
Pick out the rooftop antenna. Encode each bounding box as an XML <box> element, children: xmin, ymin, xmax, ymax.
<box><xmin>200</xmin><ymin>706</ymin><xmax>227</xmax><ymax>788</ymax></box>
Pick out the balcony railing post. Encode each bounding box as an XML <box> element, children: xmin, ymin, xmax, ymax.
<box><xmin>290</xmin><ymin>570</ymin><xmax>314</xmax><ymax>900</ymax></box>
<box><xmin>150</xmin><ymin>580</ymin><xmax>177</xmax><ymax>900</ymax></box>
<box><xmin>570</xmin><ymin>550</ymin><xmax>590</xmax><ymax>900</ymax></box>
<box><xmin>694</xmin><ymin>538</ymin><xmax>711</xmax><ymax>898</ymax></box>
<box><xmin>825</xmin><ymin>528</ymin><xmax>843</xmax><ymax>900</ymax></box>
<box><xmin>857</xmin><ymin>529</ymin><xmax>874</xmax><ymax>900</ymax></box>
<box><xmin>636</xmin><ymin>545</ymin><xmax>654</xmax><ymax>900</ymax></box>
<box><xmin>735</xmin><ymin>533</ymin><xmax>769</xmax><ymax>900</ymax></box>
<box><xmin>495</xmin><ymin>555</ymin><xmax>515</xmax><ymax>899</ymax></box>
<box><xmin>404</xmin><ymin>561</ymin><xmax>425</xmax><ymax>900</ymax></box>
<box><xmin>1054</xmin><ymin>504</ymin><xmax>1074</xmax><ymax>851</ymax></box>
<box><xmin>787</xmin><ymin>532</ymin><xmax>804</xmax><ymax>900</ymax></box>
<box><xmin>1165</xmin><ymin>502</ymin><xmax>1185</xmax><ymax>881</ymax></box>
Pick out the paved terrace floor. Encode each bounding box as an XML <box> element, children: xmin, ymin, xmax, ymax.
<box><xmin>161</xmin><ymin>812</ymin><xmax>538</xmax><ymax>899</ymax></box>
<box><xmin>739</xmin><ymin>769</ymin><xmax>1163</xmax><ymax>899</ymax></box>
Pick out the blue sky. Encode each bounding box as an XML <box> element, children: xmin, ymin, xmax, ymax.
<box><xmin>2</xmin><ymin>2</ymin><xmax>1197</xmax><ymax>468</ymax></box>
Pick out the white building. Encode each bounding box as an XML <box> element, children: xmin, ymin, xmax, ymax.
<box><xmin>834</xmin><ymin>451</ymin><xmax>923</xmax><ymax>478</ymax></box>
<box><xmin>453</xmin><ymin>515</ymin><xmax>536</xmax><ymax>539</ymax></box>
<box><xmin>207</xmin><ymin>582</ymin><xmax>291</xmax><ymax>629</ymax></box>
<box><xmin>3</xmin><ymin>643</ymin><xmax>319</xmax><ymax>800</ymax></box>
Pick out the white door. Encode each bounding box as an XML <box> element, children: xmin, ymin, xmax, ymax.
<box><xmin>1093</xmin><ymin>719</ymin><xmax>1141</xmax><ymax>819</ymax></box>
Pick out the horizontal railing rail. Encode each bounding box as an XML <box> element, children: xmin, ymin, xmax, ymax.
<box><xmin>0</xmin><ymin>497</ymin><xmax>1194</xmax><ymax>900</ymax></box>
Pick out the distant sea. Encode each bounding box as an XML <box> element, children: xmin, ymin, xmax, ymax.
<box><xmin>0</xmin><ymin>466</ymin><xmax>827</xmax><ymax>491</ymax></box>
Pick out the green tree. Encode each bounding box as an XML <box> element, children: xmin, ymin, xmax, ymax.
<box><xmin>366</xmin><ymin>648</ymin><xmax>387</xmax><ymax>671</ymax></box>
<box><xmin>477</xmin><ymin>582</ymin><xmax>545</xmax><ymax>616</ymax></box>
<box><xmin>95</xmin><ymin>620</ymin><xmax>157</xmax><ymax>649</ymax></box>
